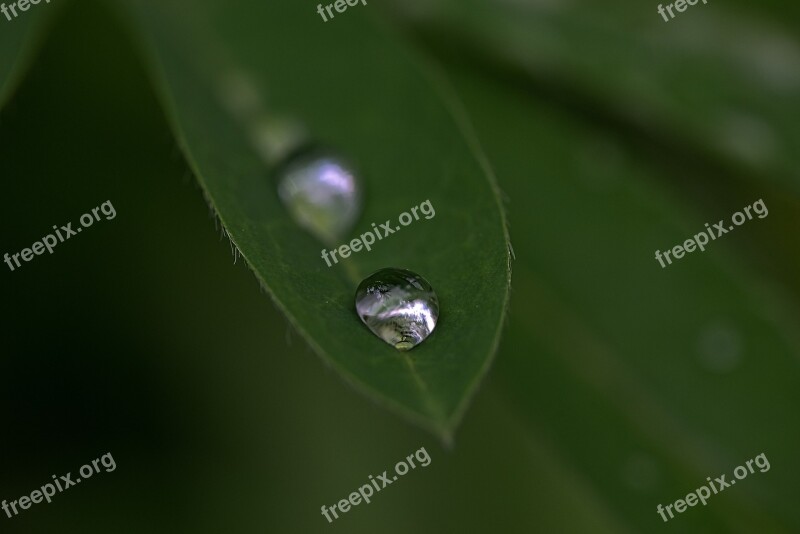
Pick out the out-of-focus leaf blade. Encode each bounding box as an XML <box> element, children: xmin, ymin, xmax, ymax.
<box><xmin>386</xmin><ymin>0</ymin><xmax>800</xmax><ymax>192</ymax></box>
<box><xmin>441</xmin><ymin>59</ymin><xmax>800</xmax><ymax>532</ymax></box>
<box><xmin>0</xmin><ymin>7</ymin><xmax>53</xmax><ymax>107</ymax></box>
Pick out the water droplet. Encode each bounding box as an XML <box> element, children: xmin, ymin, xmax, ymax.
<box><xmin>734</xmin><ymin>31</ymin><xmax>800</xmax><ymax>92</ymax></box>
<box><xmin>219</xmin><ymin>70</ymin><xmax>262</xmax><ymax>118</ymax></box>
<box><xmin>355</xmin><ymin>268</ymin><xmax>439</xmax><ymax>351</ymax></box>
<box><xmin>621</xmin><ymin>453</ymin><xmax>659</xmax><ymax>492</ymax></box>
<box><xmin>715</xmin><ymin>112</ymin><xmax>778</xmax><ymax>168</ymax></box>
<box><xmin>697</xmin><ymin>322</ymin><xmax>743</xmax><ymax>373</ymax></box>
<box><xmin>252</xmin><ymin>117</ymin><xmax>307</xmax><ymax>165</ymax></box>
<box><xmin>218</xmin><ymin>71</ymin><xmax>308</xmax><ymax>164</ymax></box>
<box><xmin>276</xmin><ymin>150</ymin><xmax>362</xmax><ymax>244</ymax></box>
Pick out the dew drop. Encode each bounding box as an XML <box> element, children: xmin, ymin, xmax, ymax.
<box><xmin>355</xmin><ymin>268</ymin><xmax>439</xmax><ymax>351</ymax></box>
<box><xmin>276</xmin><ymin>149</ymin><xmax>362</xmax><ymax>244</ymax></box>
<box><xmin>696</xmin><ymin>322</ymin><xmax>743</xmax><ymax>373</ymax></box>
<box><xmin>715</xmin><ymin>112</ymin><xmax>778</xmax><ymax>168</ymax></box>
<box><xmin>621</xmin><ymin>453</ymin><xmax>659</xmax><ymax>492</ymax></box>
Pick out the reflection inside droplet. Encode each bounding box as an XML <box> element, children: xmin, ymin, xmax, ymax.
<box><xmin>355</xmin><ymin>268</ymin><xmax>439</xmax><ymax>351</ymax></box>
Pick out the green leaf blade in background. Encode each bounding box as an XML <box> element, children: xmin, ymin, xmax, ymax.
<box><xmin>0</xmin><ymin>4</ymin><xmax>54</xmax><ymax>107</ymax></box>
<box><xmin>438</xmin><ymin>57</ymin><xmax>800</xmax><ymax>532</ymax></box>
<box><xmin>116</xmin><ymin>0</ymin><xmax>511</xmax><ymax>441</ymax></box>
<box><xmin>386</xmin><ymin>0</ymin><xmax>800</xmax><ymax>193</ymax></box>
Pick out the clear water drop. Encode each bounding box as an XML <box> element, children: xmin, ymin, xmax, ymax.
<box><xmin>355</xmin><ymin>268</ymin><xmax>439</xmax><ymax>351</ymax></box>
<box><xmin>276</xmin><ymin>150</ymin><xmax>361</xmax><ymax>245</ymax></box>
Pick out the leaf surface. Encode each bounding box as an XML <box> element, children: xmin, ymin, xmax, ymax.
<box><xmin>119</xmin><ymin>0</ymin><xmax>511</xmax><ymax>441</ymax></box>
<box><xmin>0</xmin><ymin>6</ymin><xmax>52</xmax><ymax>107</ymax></box>
<box><xmin>443</xmin><ymin>59</ymin><xmax>800</xmax><ymax>532</ymax></box>
<box><xmin>387</xmin><ymin>0</ymin><xmax>800</xmax><ymax>192</ymax></box>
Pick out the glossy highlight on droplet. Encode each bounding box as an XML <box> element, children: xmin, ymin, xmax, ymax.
<box><xmin>355</xmin><ymin>268</ymin><xmax>439</xmax><ymax>351</ymax></box>
<box><xmin>276</xmin><ymin>150</ymin><xmax>361</xmax><ymax>245</ymax></box>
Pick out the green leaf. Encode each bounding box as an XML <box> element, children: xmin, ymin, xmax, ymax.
<box><xmin>117</xmin><ymin>0</ymin><xmax>511</xmax><ymax>441</ymax></box>
<box><xmin>386</xmin><ymin>0</ymin><xmax>800</xmax><ymax>192</ymax></box>
<box><xmin>0</xmin><ymin>6</ymin><xmax>53</xmax><ymax>107</ymax></box>
<box><xmin>441</xmin><ymin>60</ymin><xmax>800</xmax><ymax>531</ymax></box>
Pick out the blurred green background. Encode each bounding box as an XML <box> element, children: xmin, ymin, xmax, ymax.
<box><xmin>1</xmin><ymin>0</ymin><xmax>798</xmax><ymax>532</ymax></box>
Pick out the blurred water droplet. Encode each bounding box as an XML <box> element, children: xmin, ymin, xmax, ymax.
<box><xmin>252</xmin><ymin>117</ymin><xmax>307</xmax><ymax>165</ymax></box>
<box><xmin>622</xmin><ymin>453</ymin><xmax>659</xmax><ymax>491</ymax></box>
<box><xmin>575</xmin><ymin>135</ymin><xmax>626</xmax><ymax>190</ymax></box>
<box><xmin>220</xmin><ymin>70</ymin><xmax>262</xmax><ymax>118</ymax></box>
<box><xmin>697</xmin><ymin>322</ymin><xmax>743</xmax><ymax>373</ymax></box>
<box><xmin>355</xmin><ymin>268</ymin><xmax>439</xmax><ymax>351</ymax></box>
<box><xmin>277</xmin><ymin>151</ymin><xmax>362</xmax><ymax>244</ymax></box>
<box><xmin>716</xmin><ymin>113</ymin><xmax>778</xmax><ymax>167</ymax></box>
<box><xmin>735</xmin><ymin>31</ymin><xmax>800</xmax><ymax>92</ymax></box>
<box><xmin>218</xmin><ymin>71</ymin><xmax>308</xmax><ymax>164</ymax></box>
